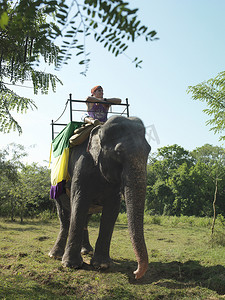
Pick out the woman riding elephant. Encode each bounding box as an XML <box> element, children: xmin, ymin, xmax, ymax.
<box><xmin>49</xmin><ymin>115</ymin><xmax>150</xmax><ymax>279</ymax></box>
<box><xmin>82</xmin><ymin>85</ymin><xmax>121</xmax><ymax>125</ymax></box>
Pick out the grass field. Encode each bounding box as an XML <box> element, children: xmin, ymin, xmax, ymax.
<box><xmin>0</xmin><ymin>214</ymin><xmax>225</xmax><ymax>299</ymax></box>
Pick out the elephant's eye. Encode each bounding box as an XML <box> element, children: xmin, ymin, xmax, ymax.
<box><xmin>114</xmin><ymin>143</ymin><xmax>124</xmax><ymax>153</ymax></box>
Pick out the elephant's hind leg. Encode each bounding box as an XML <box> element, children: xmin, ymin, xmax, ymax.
<box><xmin>81</xmin><ymin>214</ymin><xmax>94</xmax><ymax>255</ymax></box>
<box><xmin>49</xmin><ymin>195</ymin><xmax>70</xmax><ymax>259</ymax></box>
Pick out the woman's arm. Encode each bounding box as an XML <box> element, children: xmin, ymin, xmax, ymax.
<box><xmin>105</xmin><ymin>98</ymin><xmax>121</xmax><ymax>104</ymax></box>
<box><xmin>86</xmin><ymin>96</ymin><xmax>105</xmax><ymax>103</ymax></box>
<box><xmin>86</xmin><ymin>96</ymin><xmax>121</xmax><ymax>104</ymax></box>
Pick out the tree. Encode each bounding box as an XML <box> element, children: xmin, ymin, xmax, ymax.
<box><xmin>0</xmin><ymin>143</ymin><xmax>27</xmax><ymax>220</ymax></box>
<box><xmin>191</xmin><ymin>143</ymin><xmax>225</xmax><ymax>166</ymax></box>
<box><xmin>0</xmin><ymin>0</ymin><xmax>158</xmax><ymax>134</ymax></box>
<box><xmin>170</xmin><ymin>161</ymin><xmax>214</xmax><ymax>216</ymax></box>
<box><xmin>0</xmin><ymin>148</ymin><xmax>18</xmax><ymax>220</ymax></box>
<box><xmin>146</xmin><ymin>144</ymin><xmax>225</xmax><ymax>217</ymax></box>
<box><xmin>13</xmin><ymin>163</ymin><xmax>51</xmax><ymax>223</ymax></box>
<box><xmin>150</xmin><ymin>144</ymin><xmax>194</xmax><ymax>180</ymax></box>
<box><xmin>187</xmin><ymin>71</ymin><xmax>225</xmax><ymax>141</ymax></box>
<box><xmin>0</xmin><ymin>148</ymin><xmax>18</xmax><ymax>182</ymax></box>
<box><xmin>191</xmin><ymin>144</ymin><xmax>225</xmax><ymax>228</ymax></box>
<box><xmin>146</xmin><ymin>145</ymin><xmax>193</xmax><ymax>215</ymax></box>
<box><xmin>0</xmin><ymin>0</ymin><xmax>63</xmax><ymax>134</ymax></box>
<box><xmin>0</xmin><ymin>144</ymin><xmax>52</xmax><ymax>221</ymax></box>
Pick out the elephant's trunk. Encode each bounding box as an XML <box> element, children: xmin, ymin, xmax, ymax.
<box><xmin>123</xmin><ymin>158</ymin><xmax>148</xmax><ymax>279</ymax></box>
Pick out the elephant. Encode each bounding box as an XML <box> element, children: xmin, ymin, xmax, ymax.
<box><xmin>49</xmin><ymin>115</ymin><xmax>151</xmax><ymax>279</ymax></box>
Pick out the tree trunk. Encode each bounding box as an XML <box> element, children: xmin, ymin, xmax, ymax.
<box><xmin>211</xmin><ymin>177</ymin><xmax>218</xmax><ymax>236</ymax></box>
<box><xmin>20</xmin><ymin>201</ymin><xmax>24</xmax><ymax>224</ymax></box>
<box><xmin>10</xmin><ymin>197</ymin><xmax>15</xmax><ymax>222</ymax></box>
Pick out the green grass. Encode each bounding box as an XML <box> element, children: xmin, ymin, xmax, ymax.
<box><xmin>0</xmin><ymin>215</ymin><xmax>225</xmax><ymax>299</ymax></box>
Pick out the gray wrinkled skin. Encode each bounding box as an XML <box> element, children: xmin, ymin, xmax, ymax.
<box><xmin>49</xmin><ymin>116</ymin><xmax>151</xmax><ymax>279</ymax></box>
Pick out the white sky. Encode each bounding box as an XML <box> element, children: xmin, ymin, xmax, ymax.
<box><xmin>1</xmin><ymin>0</ymin><xmax>225</xmax><ymax>165</ymax></box>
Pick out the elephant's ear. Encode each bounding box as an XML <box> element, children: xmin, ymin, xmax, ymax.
<box><xmin>87</xmin><ymin>125</ymin><xmax>101</xmax><ymax>165</ymax></box>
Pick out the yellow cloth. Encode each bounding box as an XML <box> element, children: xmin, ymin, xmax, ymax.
<box><xmin>51</xmin><ymin>147</ymin><xmax>70</xmax><ymax>186</ymax></box>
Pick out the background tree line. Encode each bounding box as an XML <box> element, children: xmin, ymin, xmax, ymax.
<box><xmin>1</xmin><ymin>143</ymin><xmax>224</xmax><ymax>222</ymax></box>
<box><xmin>146</xmin><ymin>144</ymin><xmax>225</xmax><ymax>217</ymax></box>
<box><xmin>0</xmin><ymin>143</ymin><xmax>53</xmax><ymax>222</ymax></box>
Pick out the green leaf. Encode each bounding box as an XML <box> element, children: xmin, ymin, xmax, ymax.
<box><xmin>44</xmin><ymin>7</ymin><xmax>56</xmax><ymax>14</ymax></box>
<box><xmin>0</xmin><ymin>12</ymin><xmax>9</xmax><ymax>29</ymax></box>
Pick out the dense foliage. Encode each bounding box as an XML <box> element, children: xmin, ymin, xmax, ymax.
<box><xmin>1</xmin><ymin>143</ymin><xmax>224</xmax><ymax>221</ymax></box>
<box><xmin>0</xmin><ymin>143</ymin><xmax>53</xmax><ymax>222</ymax></box>
<box><xmin>0</xmin><ymin>0</ymin><xmax>62</xmax><ymax>134</ymax></box>
<box><xmin>0</xmin><ymin>0</ymin><xmax>157</xmax><ymax>134</ymax></box>
<box><xmin>146</xmin><ymin>144</ymin><xmax>225</xmax><ymax>217</ymax></box>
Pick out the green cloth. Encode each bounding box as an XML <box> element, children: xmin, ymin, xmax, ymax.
<box><xmin>52</xmin><ymin>122</ymin><xmax>83</xmax><ymax>158</ymax></box>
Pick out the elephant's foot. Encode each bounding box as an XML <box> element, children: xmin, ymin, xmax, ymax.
<box><xmin>81</xmin><ymin>245</ymin><xmax>93</xmax><ymax>255</ymax></box>
<box><xmin>91</xmin><ymin>254</ymin><xmax>112</xmax><ymax>270</ymax></box>
<box><xmin>48</xmin><ymin>247</ymin><xmax>64</xmax><ymax>260</ymax></box>
<box><xmin>62</xmin><ymin>254</ymin><xmax>83</xmax><ymax>269</ymax></box>
<box><xmin>81</xmin><ymin>229</ymin><xmax>93</xmax><ymax>255</ymax></box>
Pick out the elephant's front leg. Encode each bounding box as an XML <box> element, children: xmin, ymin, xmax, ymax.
<box><xmin>91</xmin><ymin>191</ymin><xmax>121</xmax><ymax>269</ymax></box>
<box><xmin>62</xmin><ymin>192</ymin><xmax>90</xmax><ymax>268</ymax></box>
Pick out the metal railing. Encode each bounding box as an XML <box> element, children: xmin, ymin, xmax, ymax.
<box><xmin>51</xmin><ymin>93</ymin><xmax>130</xmax><ymax>140</ymax></box>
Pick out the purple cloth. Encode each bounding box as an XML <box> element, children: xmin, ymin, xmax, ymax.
<box><xmin>50</xmin><ymin>180</ymin><xmax>66</xmax><ymax>199</ymax></box>
<box><xmin>88</xmin><ymin>103</ymin><xmax>109</xmax><ymax>122</ymax></box>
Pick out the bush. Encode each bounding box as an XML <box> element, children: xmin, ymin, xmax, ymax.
<box><xmin>117</xmin><ymin>213</ymin><xmax>127</xmax><ymax>224</ymax></box>
<box><xmin>144</xmin><ymin>214</ymin><xmax>161</xmax><ymax>225</ymax></box>
<box><xmin>37</xmin><ymin>210</ymin><xmax>56</xmax><ymax>223</ymax></box>
<box><xmin>90</xmin><ymin>213</ymin><xmax>101</xmax><ymax>222</ymax></box>
<box><xmin>211</xmin><ymin>230</ymin><xmax>225</xmax><ymax>247</ymax></box>
<box><xmin>217</xmin><ymin>214</ymin><xmax>225</xmax><ymax>226</ymax></box>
